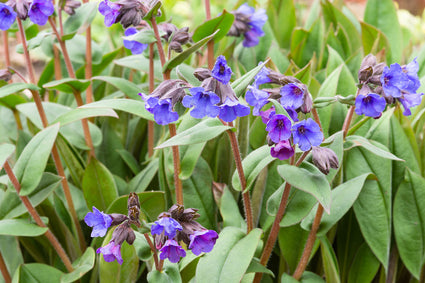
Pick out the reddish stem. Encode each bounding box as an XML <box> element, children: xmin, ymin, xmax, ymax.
<box><xmin>143</xmin><ymin>233</ymin><xmax>160</xmax><ymax>271</ymax></box>
<box><xmin>0</xmin><ymin>251</ymin><xmax>11</xmax><ymax>283</ymax></box>
<box><xmin>204</xmin><ymin>0</ymin><xmax>214</xmax><ymax>69</ymax></box>
<box><xmin>2</xmin><ymin>31</ymin><xmax>10</xmax><ymax>67</ymax></box>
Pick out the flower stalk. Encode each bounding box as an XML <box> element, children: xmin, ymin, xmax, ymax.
<box><xmin>204</xmin><ymin>0</ymin><xmax>214</xmax><ymax>69</ymax></box>
<box><xmin>0</xmin><ymin>251</ymin><xmax>11</xmax><ymax>283</ymax></box>
<box><xmin>2</xmin><ymin>31</ymin><xmax>10</xmax><ymax>67</ymax></box>
<box><xmin>143</xmin><ymin>233</ymin><xmax>160</xmax><ymax>271</ymax></box>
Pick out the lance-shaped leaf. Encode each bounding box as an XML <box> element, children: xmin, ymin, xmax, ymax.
<box><xmin>231</xmin><ymin>60</ymin><xmax>269</xmax><ymax>97</ymax></box>
<box><xmin>0</xmin><ymin>219</ymin><xmax>47</xmax><ymax>236</ymax></box>
<box><xmin>192</xmin><ymin>10</ymin><xmax>234</xmax><ymax>42</ymax></box>
<box><xmin>0</xmin><ymin>83</ymin><xmax>39</xmax><ymax>98</ymax></box>
<box><xmin>43</xmin><ymin>78</ymin><xmax>91</xmax><ymax>93</ymax></box>
<box><xmin>60</xmin><ymin>247</ymin><xmax>95</xmax><ymax>283</ymax></box>
<box><xmin>13</xmin><ymin>263</ymin><xmax>64</xmax><ymax>282</ymax></box>
<box><xmin>91</xmin><ymin>76</ymin><xmax>142</xmax><ymax>100</ymax></box>
<box><xmin>122</xmin><ymin>29</ymin><xmax>157</xmax><ymax>44</ymax></box>
<box><xmin>277</xmin><ymin>162</ymin><xmax>331</xmax><ymax>213</ymax></box>
<box><xmin>13</xmin><ymin>124</ymin><xmax>60</xmax><ymax>196</ymax></box>
<box><xmin>156</xmin><ymin>118</ymin><xmax>232</xmax><ymax>148</ymax></box>
<box><xmin>0</xmin><ymin>143</ymin><xmax>15</xmax><ymax>167</ymax></box>
<box><xmin>81</xmin><ymin>99</ymin><xmax>153</xmax><ymax>121</ymax></box>
<box><xmin>344</xmin><ymin>135</ymin><xmax>403</xmax><ymax>161</ymax></box>
<box><xmin>63</xmin><ymin>2</ymin><xmax>99</xmax><ymax>39</ymax></box>
<box><xmin>52</xmin><ymin>107</ymin><xmax>118</xmax><ymax>126</ymax></box>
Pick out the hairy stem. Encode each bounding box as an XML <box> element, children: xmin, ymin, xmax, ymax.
<box><xmin>3</xmin><ymin>161</ymin><xmax>74</xmax><ymax>272</ymax></box>
<box><xmin>143</xmin><ymin>233</ymin><xmax>160</xmax><ymax>271</ymax></box>
<box><xmin>293</xmin><ymin>204</ymin><xmax>324</xmax><ymax>280</ymax></box>
<box><xmin>0</xmin><ymin>251</ymin><xmax>11</xmax><ymax>283</ymax></box>
<box><xmin>204</xmin><ymin>0</ymin><xmax>214</xmax><ymax>69</ymax></box>
<box><xmin>2</xmin><ymin>31</ymin><xmax>10</xmax><ymax>67</ymax></box>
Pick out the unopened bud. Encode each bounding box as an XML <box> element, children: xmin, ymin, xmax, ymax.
<box><xmin>111</xmin><ymin>222</ymin><xmax>130</xmax><ymax>245</ymax></box>
<box><xmin>194</xmin><ymin>68</ymin><xmax>212</xmax><ymax>81</ymax></box>
<box><xmin>63</xmin><ymin>0</ymin><xmax>81</xmax><ymax>15</ymax></box>
<box><xmin>300</xmin><ymin>90</ymin><xmax>313</xmax><ymax>114</ymax></box>
<box><xmin>311</xmin><ymin>146</ymin><xmax>339</xmax><ymax>175</ymax></box>
<box><xmin>126</xmin><ymin>228</ymin><xmax>136</xmax><ymax>245</ymax></box>
<box><xmin>127</xmin><ymin>192</ymin><xmax>140</xmax><ymax>210</ymax></box>
<box><xmin>0</xmin><ymin>69</ymin><xmax>12</xmax><ymax>82</ymax></box>
<box><xmin>110</xmin><ymin>213</ymin><xmax>128</xmax><ymax>226</ymax></box>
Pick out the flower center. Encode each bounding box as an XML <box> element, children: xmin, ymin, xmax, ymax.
<box><xmin>364</xmin><ymin>96</ymin><xmax>372</xmax><ymax>103</ymax></box>
<box><xmin>298</xmin><ymin>125</ymin><xmax>306</xmax><ymax>134</ymax></box>
<box><xmin>293</xmin><ymin>87</ymin><xmax>303</xmax><ymax>96</ymax></box>
<box><xmin>219</xmin><ymin>65</ymin><xmax>225</xmax><ymax>74</ymax></box>
<box><xmin>277</xmin><ymin>119</ymin><xmax>284</xmax><ymax>128</ymax></box>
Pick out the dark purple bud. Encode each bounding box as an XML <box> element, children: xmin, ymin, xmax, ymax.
<box><xmin>158</xmin><ymin>22</ymin><xmax>178</xmax><ymax>41</ymax></box>
<box><xmin>300</xmin><ymin>90</ymin><xmax>313</xmax><ymax>114</ymax></box>
<box><xmin>0</xmin><ymin>69</ymin><xmax>12</xmax><ymax>81</ymax></box>
<box><xmin>114</xmin><ymin>0</ymin><xmax>149</xmax><ymax>28</ymax></box>
<box><xmin>110</xmin><ymin>213</ymin><xmax>128</xmax><ymax>226</ymax></box>
<box><xmin>6</xmin><ymin>0</ymin><xmax>29</xmax><ymax>20</ymax></box>
<box><xmin>194</xmin><ymin>68</ymin><xmax>212</xmax><ymax>81</ymax></box>
<box><xmin>126</xmin><ymin>228</ymin><xmax>136</xmax><ymax>245</ymax></box>
<box><xmin>127</xmin><ymin>192</ymin><xmax>140</xmax><ymax>210</ymax></box>
<box><xmin>311</xmin><ymin>146</ymin><xmax>339</xmax><ymax>175</ymax></box>
<box><xmin>63</xmin><ymin>0</ymin><xmax>81</xmax><ymax>15</ymax></box>
<box><xmin>149</xmin><ymin>79</ymin><xmax>190</xmax><ymax>105</ymax></box>
<box><xmin>111</xmin><ymin>222</ymin><xmax>130</xmax><ymax>245</ymax></box>
<box><xmin>169</xmin><ymin>41</ymin><xmax>183</xmax><ymax>53</ymax></box>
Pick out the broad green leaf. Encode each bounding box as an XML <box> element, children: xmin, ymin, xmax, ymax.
<box><xmin>290</xmin><ymin>20</ymin><xmax>324</xmax><ymax>68</ymax></box>
<box><xmin>133</xmin><ymin>231</ymin><xmax>153</xmax><ymax>261</ymax></box>
<box><xmin>0</xmin><ymin>94</ymin><xmax>27</xmax><ymax>109</ymax></box>
<box><xmin>0</xmin><ymin>143</ymin><xmax>15</xmax><ymax>167</ymax></box>
<box><xmin>114</xmin><ymin>55</ymin><xmax>162</xmax><ymax>79</ymax></box>
<box><xmin>232</xmin><ymin>145</ymin><xmax>275</xmax><ymax>192</ymax></box>
<box><xmin>364</xmin><ymin>0</ymin><xmax>402</xmax><ymax>62</ymax></box>
<box><xmin>82</xmin><ymin>158</ymin><xmax>118</xmax><ymax>211</ymax></box>
<box><xmin>0</xmin><ymin>219</ymin><xmax>47</xmax><ymax>236</ymax></box>
<box><xmin>81</xmin><ymin>99</ymin><xmax>153</xmax><ymax>121</ymax></box>
<box><xmin>232</xmin><ymin>60</ymin><xmax>268</xmax><ymax>97</ymax></box>
<box><xmin>91</xmin><ymin>76</ymin><xmax>142</xmax><ymax>100</ymax></box>
<box><xmin>277</xmin><ymin>163</ymin><xmax>331</xmax><ymax>213</ymax></box>
<box><xmin>276</xmin><ymin>186</ymin><xmax>316</xmax><ymax>227</ymax></box>
<box><xmin>0</xmin><ymin>173</ymin><xmax>62</xmax><ymax>219</ymax></box>
<box><xmin>147</xmin><ymin>262</ymin><xmax>181</xmax><ymax>283</ymax></box>
<box><xmin>394</xmin><ymin>169</ymin><xmax>425</xmax><ymax>279</ymax></box>
<box><xmin>196</xmin><ymin>227</ymin><xmax>261</xmax><ymax>283</ymax></box>
<box><xmin>60</xmin><ymin>247</ymin><xmax>95</xmax><ymax>283</ymax></box>
<box><xmin>15</xmin><ymin>31</ymin><xmax>50</xmax><ymax>54</ymax></box>
<box><xmin>301</xmin><ymin>174</ymin><xmax>372</xmax><ymax>235</ymax></box>
<box><xmin>360</xmin><ymin>22</ymin><xmax>391</xmax><ymax>63</ymax></box>
<box><xmin>0</xmin><ymin>236</ymin><xmax>23</xmax><ymax>283</ymax></box>
<box><xmin>122</xmin><ymin>29</ymin><xmax>157</xmax><ymax>44</ymax></box>
<box><xmin>179</xmin><ymin>142</ymin><xmax>205</xmax><ymax>180</ymax></box>
<box><xmin>347</xmin><ymin>243</ymin><xmax>380</xmax><ymax>283</ymax></box>
<box><xmin>13</xmin><ymin>124</ymin><xmax>59</xmax><ymax>196</ymax></box>
<box><xmin>344</xmin><ymin>135</ymin><xmax>403</xmax><ymax>161</ymax></box>
<box><xmin>245</xmin><ymin>258</ymin><xmax>274</xmax><ymax>277</ymax></box>
<box><xmin>156</xmin><ymin>118</ymin><xmax>231</xmax><ymax>148</ymax></box>
<box><xmin>320</xmin><ymin>237</ymin><xmax>341</xmax><ymax>283</ymax></box>
<box><xmin>163</xmin><ymin>30</ymin><xmax>219</xmax><ymax>72</ymax></box>
<box><xmin>0</xmin><ymin>83</ymin><xmax>39</xmax><ymax>98</ymax></box>
<box><xmin>216</xmin><ymin>184</ymin><xmax>245</xmax><ymax>229</ymax></box>
<box><xmin>12</xmin><ymin>263</ymin><xmax>63</xmax><ymax>283</ymax></box>
<box><xmin>117</xmin><ymin>149</ymin><xmax>140</xmax><ymax>175</ymax></box>
<box><xmin>279</xmin><ymin>225</ymin><xmax>310</xmax><ymax>273</ymax></box>
<box><xmin>63</xmin><ymin>2</ymin><xmax>98</xmax><ymax>39</ymax></box>
<box><xmin>267</xmin><ymin>0</ymin><xmax>296</xmax><ymax>49</ymax></box>
<box><xmin>192</xmin><ymin>10</ymin><xmax>234</xmax><ymax>42</ymax></box>
<box><xmin>43</xmin><ymin>78</ymin><xmax>91</xmax><ymax>93</ymax></box>
<box><xmin>106</xmin><ymin>192</ymin><xmax>165</xmax><ymax>222</ymax></box>
<box><xmin>52</xmin><ymin>107</ymin><xmax>118</xmax><ymax>126</ymax></box>
<box><xmin>129</xmin><ymin>159</ymin><xmax>159</xmax><ymax>193</ymax></box>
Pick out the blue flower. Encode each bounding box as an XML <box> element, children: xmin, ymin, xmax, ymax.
<box><xmin>245</xmin><ymin>86</ymin><xmax>269</xmax><ymax>115</ymax></box>
<box><xmin>292</xmin><ymin>118</ymin><xmax>323</xmax><ymax>151</ymax></box>
<box><xmin>260</xmin><ymin>107</ymin><xmax>275</xmax><ymax>124</ymax></box>
<box><xmin>159</xmin><ymin>239</ymin><xmax>186</xmax><ymax>263</ymax></box>
<box><xmin>285</xmin><ymin>107</ymin><xmax>299</xmax><ymax>122</ymax></box>
<box><xmin>139</xmin><ymin>93</ymin><xmax>179</xmax><ymax>125</ymax></box>
<box><xmin>189</xmin><ymin>230</ymin><xmax>219</xmax><ymax>256</ymax></box>
<box><xmin>355</xmin><ymin>93</ymin><xmax>386</xmax><ymax>118</ymax></box>
<box><xmin>97</xmin><ymin>241</ymin><xmax>123</xmax><ymax>264</ymax></box>
<box><xmin>236</xmin><ymin>4</ymin><xmax>267</xmax><ymax>47</ymax></box>
<box><xmin>123</xmin><ymin>27</ymin><xmax>148</xmax><ymax>54</ymax></box>
<box><xmin>182</xmin><ymin>87</ymin><xmax>220</xmax><ymax>119</ymax></box>
<box><xmin>28</xmin><ymin>0</ymin><xmax>54</xmax><ymax>26</ymax></box>
<box><xmin>403</xmin><ymin>58</ymin><xmax>421</xmax><ymax>93</ymax></box>
<box><xmin>399</xmin><ymin>92</ymin><xmax>424</xmax><ymax>116</ymax></box>
<box><xmin>212</xmin><ymin>55</ymin><xmax>232</xmax><ymax>84</ymax></box>
<box><xmin>270</xmin><ymin>140</ymin><xmax>294</xmax><ymax>160</ymax></box>
<box><xmin>84</xmin><ymin>206</ymin><xmax>113</xmax><ymax>237</ymax></box>
<box><xmin>280</xmin><ymin>83</ymin><xmax>305</xmax><ymax>110</ymax></box>
<box><xmin>218</xmin><ymin>98</ymin><xmax>250</xmax><ymax>122</ymax></box>
<box><xmin>381</xmin><ymin>63</ymin><xmax>409</xmax><ymax>98</ymax></box>
<box><xmin>253</xmin><ymin>64</ymin><xmax>271</xmax><ymax>87</ymax></box>
<box><xmin>151</xmin><ymin>217</ymin><xmax>183</xmax><ymax>239</ymax></box>
<box><xmin>265</xmin><ymin>114</ymin><xmax>292</xmax><ymax>143</ymax></box>
<box><xmin>98</xmin><ymin>0</ymin><xmax>120</xmax><ymax>27</ymax></box>
<box><xmin>0</xmin><ymin>3</ymin><xmax>16</xmax><ymax>31</ymax></box>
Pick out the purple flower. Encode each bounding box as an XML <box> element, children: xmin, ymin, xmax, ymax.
<box><xmin>265</xmin><ymin>114</ymin><xmax>292</xmax><ymax>143</ymax></box>
<box><xmin>270</xmin><ymin>140</ymin><xmax>294</xmax><ymax>160</ymax></box>
<box><xmin>253</xmin><ymin>64</ymin><xmax>271</xmax><ymax>87</ymax></box>
<box><xmin>399</xmin><ymin>92</ymin><xmax>424</xmax><ymax>116</ymax></box>
<box><xmin>123</xmin><ymin>27</ymin><xmax>148</xmax><ymax>55</ymax></box>
<box><xmin>0</xmin><ymin>3</ymin><xmax>16</xmax><ymax>31</ymax></box>
<box><xmin>280</xmin><ymin>83</ymin><xmax>305</xmax><ymax>110</ymax></box>
<box><xmin>292</xmin><ymin>118</ymin><xmax>323</xmax><ymax>151</ymax></box>
<box><xmin>245</xmin><ymin>86</ymin><xmax>269</xmax><ymax>115</ymax></box>
<box><xmin>139</xmin><ymin>93</ymin><xmax>179</xmax><ymax>125</ymax></box>
<box><xmin>28</xmin><ymin>0</ymin><xmax>54</xmax><ymax>26</ymax></box>
<box><xmin>381</xmin><ymin>63</ymin><xmax>409</xmax><ymax>98</ymax></box>
<box><xmin>84</xmin><ymin>206</ymin><xmax>113</xmax><ymax>237</ymax></box>
<box><xmin>98</xmin><ymin>0</ymin><xmax>120</xmax><ymax>27</ymax></box>
<box><xmin>182</xmin><ymin>87</ymin><xmax>220</xmax><ymax>119</ymax></box>
<box><xmin>97</xmin><ymin>241</ymin><xmax>123</xmax><ymax>264</ymax></box>
<box><xmin>151</xmin><ymin>217</ymin><xmax>183</xmax><ymax>238</ymax></box>
<box><xmin>189</xmin><ymin>230</ymin><xmax>218</xmax><ymax>256</ymax></box>
<box><xmin>403</xmin><ymin>58</ymin><xmax>421</xmax><ymax>93</ymax></box>
<box><xmin>285</xmin><ymin>107</ymin><xmax>299</xmax><ymax>122</ymax></box>
<box><xmin>159</xmin><ymin>239</ymin><xmax>186</xmax><ymax>263</ymax></box>
<box><xmin>236</xmin><ymin>4</ymin><xmax>267</xmax><ymax>47</ymax></box>
<box><xmin>355</xmin><ymin>93</ymin><xmax>386</xmax><ymax>118</ymax></box>
<box><xmin>218</xmin><ymin>98</ymin><xmax>250</xmax><ymax>122</ymax></box>
<box><xmin>212</xmin><ymin>55</ymin><xmax>232</xmax><ymax>84</ymax></box>
<box><xmin>260</xmin><ymin>107</ymin><xmax>275</xmax><ymax>124</ymax></box>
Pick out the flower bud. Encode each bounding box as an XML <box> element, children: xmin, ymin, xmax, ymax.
<box><xmin>110</xmin><ymin>213</ymin><xmax>128</xmax><ymax>226</ymax></box>
<box><xmin>111</xmin><ymin>222</ymin><xmax>130</xmax><ymax>245</ymax></box>
<box><xmin>0</xmin><ymin>69</ymin><xmax>12</xmax><ymax>82</ymax></box>
<box><xmin>6</xmin><ymin>0</ymin><xmax>30</xmax><ymax>20</ymax></box>
<box><xmin>127</xmin><ymin>192</ymin><xmax>140</xmax><ymax>210</ymax></box>
<box><xmin>311</xmin><ymin>146</ymin><xmax>339</xmax><ymax>175</ymax></box>
<box><xmin>63</xmin><ymin>0</ymin><xmax>81</xmax><ymax>15</ymax></box>
<box><xmin>150</xmin><ymin>79</ymin><xmax>190</xmax><ymax>105</ymax></box>
<box><xmin>194</xmin><ymin>68</ymin><xmax>212</xmax><ymax>81</ymax></box>
<box><xmin>126</xmin><ymin>228</ymin><xmax>136</xmax><ymax>245</ymax></box>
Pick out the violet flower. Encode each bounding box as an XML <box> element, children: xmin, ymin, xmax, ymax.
<box><xmin>355</xmin><ymin>93</ymin><xmax>386</xmax><ymax>118</ymax></box>
<box><xmin>0</xmin><ymin>3</ymin><xmax>16</xmax><ymax>30</ymax></box>
<box><xmin>84</xmin><ymin>206</ymin><xmax>113</xmax><ymax>237</ymax></box>
<box><xmin>123</xmin><ymin>27</ymin><xmax>148</xmax><ymax>54</ymax></box>
<box><xmin>139</xmin><ymin>94</ymin><xmax>179</xmax><ymax>125</ymax></box>
<box><xmin>218</xmin><ymin>98</ymin><xmax>250</xmax><ymax>122</ymax></box>
<box><xmin>98</xmin><ymin>0</ymin><xmax>120</xmax><ymax>27</ymax></box>
<box><xmin>291</xmin><ymin>118</ymin><xmax>323</xmax><ymax>151</ymax></box>
<box><xmin>212</xmin><ymin>55</ymin><xmax>232</xmax><ymax>84</ymax></box>
<box><xmin>280</xmin><ymin>83</ymin><xmax>305</xmax><ymax>110</ymax></box>
<box><xmin>182</xmin><ymin>87</ymin><xmax>220</xmax><ymax>119</ymax></box>
<box><xmin>159</xmin><ymin>239</ymin><xmax>186</xmax><ymax>263</ymax></box>
<box><xmin>270</xmin><ymin>140</ymin><xmax>294</xmax><ymax>160</ymax></box>
<box><xmin>97</xmin><ymin>241</ymin><xmax>123</xmax><ymax>264</ymax></box>
<box><xmin>265</xmin><ymin>114</ymin><xmax>292</xmax><ymax>143</ymax></box>
<box><xmin>151</xmin><ymin>217</ymin><xmax>183</xmax><ymax>239</ymax></box>
<box><xmin>246</xmin><ymin>86</ymin><xmax>269</xmax><ymax>116</ymax></box>
<box><xmin>28</xmin><ymin>0</ymin><xmax>54</xmax><ymax>26</ymax></box>
<box><xmin>189</xmin><ymin>230</ymin><xmax>219</xmax><ymax>256</ymax></box>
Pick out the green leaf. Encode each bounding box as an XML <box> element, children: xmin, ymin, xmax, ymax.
<box><xmin>147</xmin><ymin>262</ymin><xmax>181</xmax><ymax>283</ymax></box>
<box><xmin>82</xmin><ymin>158</ymin><xmax>118</xmax><ymax>211</ymax></box>
<box><xmin>277</xmin><ymin>187</ymin><xmax>316</xmax><ymax>227</ymax></box>
<box><xmin>347</xmin><ymin>243</ymin><xmax>380</xmax><ymax>283</ymax></box>
<box><xmin>364</xmin><ymin>0</ymin><xmax>402</xmax><ymax>62</ymax></box>
<box><xmin>12</xmin><ymin>263</ymin><xmax>63</xmax><ymax>283</ymax></box>
<box><xmin>0</xmin><ymin>219</ymin><xmax>47</xmax><ymax>236</ymax></box>
<box><xmin>245</xmin><ymin>258</ymin><xmax>274</xmax><ymax>277</ymax></box>
<box><xmin>394</xmin><ymin>169</ymin><xmax>425</xmax><ymax>279</ymax></box>
<box><xmin>106</xmin><ymin>192</ymin><xmax>165</xmax><ymax>222</ymax></box>
<box><xmin>232</xmin><ymin>145</ymin><xmax>275</xmax><ymax>192</ymax></box>
<box><xmin>0</xmin><ymin>94</ymin><xmax>27</xmax><ymax>109</ymax></box>
<box><xmin>91</xmin><ymin>76</ymin><xmax>142</xmax><ymax>100</ymax></box>
<box><xmin>320</xmin><ymin>237</ymin><xmax>341</xmax><ymax>283</ymax></box>
<box><xmin>231</xmin><ymin>60</ymin><xmax>268</xmax><ymax>97</ymax></box>
<box><xmin>0</xmin><ymin>83</ymin><xmax>40</xmax><ymax>98</ymax></box>
<box><xmin>267</xmin><ymin>0</ymin><xmax>296</xmax><ymax>49</ymax></box>
<box><xmin>277</xmin><ymin>163</ymin><xmax>331</xmax><ymax>213</ymax></box>
<box><xmin>16</xmin><ymin>31</ymin><xmax>50</xmax><ymax>54</ymax></box>
<box><xmin>143</xmin><ymin>0</ymin><xmax>162</xmax><ymax>20</ymax></box>
<box><xmin>122</xmin><ymin>29</ymin><xmax>158</xmax><ymax>44</ymax></box>
<box><xmin>52</xmin><ymin>107</ymin><xmax>118</xmax><ymax>126</ymax></box>
<box><xmin>278</xmin><ymin>225</ymin><xmax>310</xmax><ymax>273</ymax></box>
<box><xmin>129</xmin><ymin>159</ymin><xmax>159</xmax><ymax>193</ymax></box>
<box><xmin>163</xmin><ymin>30</ymin><xmax>219</xmax><ymax>72</ymax></box>
<box><xmin>360</xmin><ymin>22</ymin><xmax>391</xmax><ymax>63</ymax></box>
<box><xmin>0</xmin><ymin>173</ymin><xmax>62</xmax><ymax>219</ymax></box>
<box><xmin>60</xmin><ymin>247</ymin><xmax>95</xmax><ymax>283</ymax></box>
<box><xmin>63</xmin><ymin>2</ymin><xmax>98</xmax><ymax>39</ymax></box>
<box><xmin>81</xmin><ymin>98</ymin><xmax>153</xmax><ymax>121</ymax></box>
<box><xmin>43</xmin><ymin>78</ymin><xmax>91</xmax><ymax>93</ymax></box>
<box><xmin>344</xmin><ymin>135</ymin><xmax>403</xmax><ymax>161</ymax></box>
<box><xmin>13</xmin><ymin>124</ymin><xmax>59</xmax><ymax>196</ymax></box>
<box><xmin>117</xmin><ymin>149</ymin><xmax>140</xmax><ymax>175</ymax></box>
<box><xmin>179</xmin><ymin>142</ymin><xmax>205</xmax><ymax>180</ymax></box>
<box><xmin>196</xmin><ymin>227</ymin><xmax>262</xmax><ymax>283</ymax></box>
<box><xmin>114</xmin><ymin>55</ymin><xmax>162</xmax><ymax>79</ymax></box>
<box><xmin>301</xmin><ymin>174</ymin><xmax>372</xmax><ymax>235</ymax></box>
<box><xmin>156</xmin><ymin>118</ymin><xmax>231</xmax><ymax>148</ymax></box>
<box><xmin>0</xmin><ymin>143</ymin><xmax>15</xmax><ymax>167</ymax></box>
<box><xmin>192</xmin><ymin>10</ymin><xmax>234</xmax><ymax>42</ymax></box>
<box><xmin>216</xmin><ymin>184</ymin><xmax>246</xmax><ymax>229</ymax></box>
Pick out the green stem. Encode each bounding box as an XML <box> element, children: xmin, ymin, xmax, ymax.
<box><xmin>347</xmin><ymin>116</ymin><xmax>371</xmax><ymax>136</ymax></box>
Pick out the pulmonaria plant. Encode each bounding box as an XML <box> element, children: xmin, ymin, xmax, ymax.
<box><xmin>151</xmin><ymin>205</ymin><xmax>218</xmax><ymax>263</ymax></box>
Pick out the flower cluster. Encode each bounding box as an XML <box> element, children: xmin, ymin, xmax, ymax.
<box><xmin>98</xmin><ymin>0</ymin><xmax>153</xmax><ymax>28</ymax></box>
<box><xmin>84</xmin><ymin>193</ymin><xmax>140</xmax><ymax>264</ymax></box>
<box><xmin>355</xmin><ymin>54</ymin><xmax>424</xmax><ymax>117</ymax></box>
<box><xmin>228</xmin><ymin>3</ymin><xmax>268</xmax><ymax>47</ymax></box>
<box><xmin>151</xmin><ymin>204</ymin><xmax>218</xmax><ymax>263</ymax></box>
<box><xmin>0</xmin><ymin>0</ymin><xmax>54</xmax><ymax>29</ymax></box>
